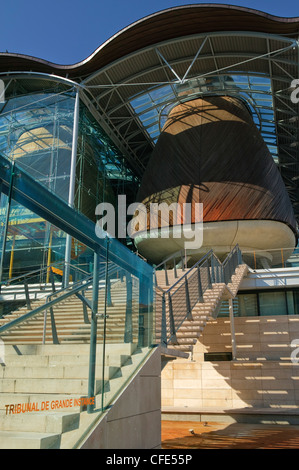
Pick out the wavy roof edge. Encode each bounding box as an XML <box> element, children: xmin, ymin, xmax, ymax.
<box><xmin>0</xmin><ymin>4</ymin><xmax>299</xmax><ymax>79</ymax></box>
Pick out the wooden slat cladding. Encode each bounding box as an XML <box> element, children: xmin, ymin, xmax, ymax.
<box><xmin>0</xmin><ymin>6</ymin><xmax>298</xmax><ymax>79</ymax></box>
<box><xmin>137</xmin><ymin>96</ymin><xmax>297</xmax><ymax>235</ymax></box>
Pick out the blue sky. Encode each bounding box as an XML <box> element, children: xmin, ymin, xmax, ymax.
<box><xmin>1</xmin><ymin>0</ymin><xmax>299</xmax><ymax>64</ymax></box>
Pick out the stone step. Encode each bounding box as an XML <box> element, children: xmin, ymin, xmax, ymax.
<box><xmin>0</xmin><ymin>376</ymin><xmax>105</xmax><ymax>395</ymax></box>
<box><xmin>0</xmin><ymin>430</ymin><xmax>61</xmax><ymax>449</ymax></box>
<box><xmin>175</xmin><ymin>337</ymin><xmax>197</xmax><ymax>345</ymax></box>
<box><xmin>3</xmin><ymin>320</ymin><xmax>130</xmax><ymax>331</ymax></box>
<box><xmin>1</xmin><ymin>353</ymin><xmax>130</xmax><ymax>368</ymax></box>
<box><xmin>0</xmin><ymin>364</ymin><xmax>120</xmax><ymax>380</ymax></box>
<box><xmin>0</xmin><ymin>409</ymin><xmax>80</xmax><ymax>434</ymax></box>
<box><xmin>170</xmin><ymin>344</ymin><xmax>193</xmax><ymax>352</ymax></box>
<box><xmin>2</xmin><ymin>343</ymin><xmax>137</xmax><ymax>356</ymax></box>
<box><xmin>176</xmin><ymin>325</ymin><xmax>205</xmax><ymax>333</ymax></box>
<box><xmin>0</xmin><ymin>393</ymin><xmax>86</xmax><ymax>412</ymax></box>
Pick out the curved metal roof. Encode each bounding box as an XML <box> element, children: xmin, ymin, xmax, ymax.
<box><xmin>0</xmin><ymin>4</ymin><xmax>299</xmax><ymax>221</ymax></box>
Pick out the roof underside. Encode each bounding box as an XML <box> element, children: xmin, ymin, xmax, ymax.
<box><xmin>0</xmin><ymin>4</ymin><xmax>299</xmax><ymax>222</ymax></box>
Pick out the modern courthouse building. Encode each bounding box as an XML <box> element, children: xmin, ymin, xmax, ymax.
<box><xmin>0</xmin><ymin>4</ymin><xmax>299</xmax><ymax>449</ymax></box>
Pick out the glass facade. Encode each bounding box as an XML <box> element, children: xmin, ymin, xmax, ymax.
<box><xmin>219</xmin><ymin>289</ymin><xmax>299</xmax><ymax>317</ymax></box>
<box><xmin>129</xmin><ymin>73</ymin><xmax>278</xmax><ymax>162</ymax></box>
<box><xmin>0</xmin><ymin>89</ymin><xmax>75</xmax><ymax>200</ymax></box>
<box><xmin>0</xmin><ymin>78</ymin><xmax>138</xmax><ymax>281</ymax></box>
<box><xmin>0</xmin><ymin>76</ymin><xmax>156</xmax><ymax>414</ymax></box>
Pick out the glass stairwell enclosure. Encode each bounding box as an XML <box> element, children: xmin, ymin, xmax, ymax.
<box><xmin>0</xmin><ymin>76</ymin><xmax>130</xmax><ymax>280</ymax></box>
<box><xmin>0</xmin><ymin>76</ymin><xmax>156</xmax><ymax>436</ymax></box>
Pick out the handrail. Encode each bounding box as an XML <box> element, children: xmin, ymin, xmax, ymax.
<box><xmin>0</xmin><ymin>261</ymin><xmax>90</xmax><ymax>287</ymax></box>
<box><xmin>154</xmin><ymin>249</ymin><xmax>187</xmax><ymax>286</ymax></box>
<box><xmin>156</xmin><ymin>245</ymin><xmax>243</xmax><ymax>348</ymax></box>
<box><xmin>161</xmin><ymin>249</ymin><xmax>214</xmax><ymax>295</ymax></box>
<box><xmin>155</xmin><ymin>249</ymin><xmax>185</xmax><ymax>270</ymax></box>
<box><xmin>42</xmin><ymin>274</ymin><xmax>94</xmax><ymax>344</ymax></box>
<box><xmin>0</xmin><ymin>260</ymin><xmax>122</xmax><ymax>341</ymax></box>
<box><xmin>0</xmin><ymin>274</ymin><xmax>93</xmax><ymax>336</ymax></box>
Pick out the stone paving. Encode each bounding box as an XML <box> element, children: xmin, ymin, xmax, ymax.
<box><xmin>161</xmin><ymin>420</ymin><xmax>299</xmax><ymax>449</ymax></box>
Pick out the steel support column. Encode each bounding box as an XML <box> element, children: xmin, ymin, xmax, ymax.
<box><xmin>229</xmin><ymin>297</ymin><xmax>237</xmax><ymax>360</ymax></box>
<box><xmin>64</xmin><ymin>87</ymin><xmax>80</xmax><ymax>288</ymax></box>
<box><xmin>87</xmin><ymin>251</ymin><xmax>100</xmax><ymax>413</ymax></box>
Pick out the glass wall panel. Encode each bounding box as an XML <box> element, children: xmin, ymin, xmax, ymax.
<box><xmin>219</xmin><ymin>290</ymin><xmax>299</xmax><ymax>318</ymax></box>
<box><xmin>293</xmin><ymin>290</ymin><xmax>299</xmax><ymax>315</ymax></box>
<box><xmin>0</xmin><ymin>90</ymin><xmax>75</xmax><ymax>202</ymax></box>
<box><xmin>259</xmin><ymin>291</ymin><xmax>287</xmax><ymax>316</ymax></box>
<box><xmin>286</xmin><ymin>291</ymin><xmax>295</xmax><ymax>315</ymax></box>
<box><xmin>237</xmin><ymin>293</ymin><xmax>258</xmax><ymax>317</ymax></box>
<box><xmin>0</xmin><ymin>191</ymin><xmax>94</xmax><ymax>284</ymax></box>
<box><xmin>96</xmin><ymin>248</ymin><xmax>155</xmax><ymax>411</ymax></box>
<box><xmin>0</xmin><ymin>79</ymin><xmax>140</xmax><ymax>278</ymax></box>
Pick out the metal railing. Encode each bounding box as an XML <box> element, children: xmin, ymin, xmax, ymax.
<box><xmin>155</xmin><ymin>250</ymin><xmax>187</xmax><ymax>286</ymax></box>
<box><xmin>0</xmin><ymin>261</ymin><xmax>91</xmax><ymax>311</ymax></box>
<box><xmin>156</xmin><ymin>245</ymin><xmax>242</xmax><ymax>347</ymax></box>
<box><xmin>0</xmin><ymin>260</ymin><xmax>121</xmax><ymax>343</ymax></box>
<box><xmin>241</xmin><ymin>246</ymin><xmax>299</xmax><ymax>269</ymax></box>
<box><xmin>0</xmin><ymin>274</ymin><xmax>93</xmax><ymax>342</ymax></box>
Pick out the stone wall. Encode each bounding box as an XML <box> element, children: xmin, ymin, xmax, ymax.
<box><xmin>162</xmin><ymin>316</ymin><xmax>299</xmax><ymax>410</ymax></box>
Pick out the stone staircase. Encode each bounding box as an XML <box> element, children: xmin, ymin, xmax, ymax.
<box><xmin>0</xmin><ymin>278</ymin><xmax>139</xmax><ymax>345</ymax></box>
<box><xmin>0</xmin><ymin>276</ymin><xmax>149</xmax><ymax>448</ymax></box>
<box><xmin>0</xmin><ymin>252</ymin><xmax>247</xmax><ymax>448</ymax></box>
<box><xmin>155</xmin><ymin>263</ymin><xmax>248</xmax><ymax>354</ymax></box>
<box><xmin>0</xmin><ymin>342</ymin><xmax>148</xmax><ymax>449</ymax></box>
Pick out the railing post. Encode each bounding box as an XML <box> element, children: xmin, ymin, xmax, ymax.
<box><xmin>81</xmin><ymin>289</ymin><xmax>90</xmax><ymax>324</ymax></box>
<box><xmin>197</xmin><ymin>266</ymin><xmax>204</xmax><ymax>302</ymax></box>
<box><xmin>207</xmin><ymin>259</ymin><xmax>212</xmax><ymax>289</ymax></box>
<box><xmin>211</xmin><ymin>256</ymin><xmax>215</xmax><ymax>283</ymax></box>
<box><xmin>49</xmin><ymin>306</ymin><xmax>59</xmax><ymax>344</ymax></box>
<box><xmin>42</xmin><ymin>310</ymin><xmax>48</xmax><ymax>345</ymax></box>
<box><xmin>181</xmin><ymin>251</ymin><xmax>185</xmax><ymax>272</ymax></box>
<box><xmin>87</xmin><ymin>251</ymin><xmax>100</xmax><ymax>414</ymax></box>
<box><xmin>237</xmin><ymin>247</ymin><xmax>242</xmax><ymax>265</ymax></box>
<box><xmin>173</xmin><ymin>258</ymin><xmax>177</xmax><ymax>279</ymax></box>
<box><xmin>168</xmin><ymin>292</ymin><xmax>178</xmax><ymax>345</ymax></box>
<box><xmin>221</xmin><ymin>264</ymin><xmax>224</xmax><ymax>283</ymax></box>
<box><xmin>164</xmin><ymin>262</ymin><xmax>169</xmax><ymax>286</ymax></box>
<box><xmin>124</xmin><ymin>272</ymin><xmax>133</xmax><ymax>343</ymax></box>
<box><xmin>229</xmin><ymin>297</ymin><xmax>237</xmax><ymax>360</ymax></box>
<box><xmin>185</xmin><ymin>277</ymin><xmax>192</xmax><ymax>321</ymax></box>
<box><xmin>138</xmin><ymin>277</ymin><xmax>145</xmax><ymax>348</ymax></box>
<box><xmin>49</xmin><ymin>268</ymin><xmax>56</xmax><ymax>293</ymax></box>
<box><xmin>24</xmin><ymin>280</ymin><xmax>31</xmax><ymax>310</ymax></box>
<box><xmin>161</xmin><ymin>292</ymin><xmax>167</xmax><ymax>348</ymax></box>
<box><xmin>107</xmin><ymin>276</ymin><xmax>112</xmax><ymax>307</ymax></box>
